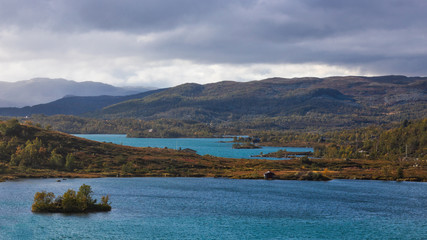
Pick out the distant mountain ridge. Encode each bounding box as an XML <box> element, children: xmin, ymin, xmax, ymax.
<box><xmin>93</xmin><ymin>75</ymin><xmax>426</xmax><ymax>123</ymax></box>
<box><xmin>0</xmin><ymin>78</ymin><xmax>150</xmax><ymax>107</ymax></box>
<box><xmin>0</xmin><ymin>89</ymin><xmax>164</xmax><ymax>116</ymax></box>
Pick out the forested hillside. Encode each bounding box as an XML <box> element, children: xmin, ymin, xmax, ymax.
<box><xmin>319</xmin><ymin>119</ymin><xmax>426</xmax><ymax>161</ymax></box>
<box><xmin>254</xmin><ymin>119</ymin><xmax>426</xmax><ymax>161</ymax></box>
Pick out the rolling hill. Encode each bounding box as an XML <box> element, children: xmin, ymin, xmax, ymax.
<box><xmin>91</xmin><ymin>75</ymin><xmax>426</xmax><ymax>127</ymax></box>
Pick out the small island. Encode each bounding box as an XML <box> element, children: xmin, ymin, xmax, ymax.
<box><xmin>232</xmin><ymin>143</ymin><xmax>261</xmax><ymax>149</ymax></box>
<box><xmin>31</xmin><ymin>184</ymin><xmax>111</xmax><ymax>213</ymax></box>
<box><xmin>253</xmin><ymin>149</ymin><xmax>313</xmax><ymax>158</ymax></box>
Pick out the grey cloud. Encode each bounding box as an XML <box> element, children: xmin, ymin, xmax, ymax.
<box><xmin>126</xmin><ymin>0</ymin><xmax>427</xmax><ymax>68</ymax></box>
<box><xmin>0</xmin><ymin>0</ymin><xmax>426</xmax><ymax>76</ymax></box>
<box><xmin>0</xmin><ymin>0</ymin><xmax>229</xmax><ymax>32</ymax></box>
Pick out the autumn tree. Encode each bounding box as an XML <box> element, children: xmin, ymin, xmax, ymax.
<box><xmin>76</xmin><ymin>184</ymin><xmax>95</xmax><ymax>211</ymax></box>
<box><xmin>61</xmin><ymin>189</ymin><xmax>78</xmax><ymax>212</ymax></box>
<box><xmin>49</xmin><ymin>149</ymin><xmax>64</xmax><ymax>169</ymax></box>
<box><xmin>31</xmin><ymin>191</ymin><xmax>56</xmax><ymax>212</ymax></box>
<box><xmin>65</xmin><ymin>153</ymin><xmax>76</xmax><ymax>171</ymax></box>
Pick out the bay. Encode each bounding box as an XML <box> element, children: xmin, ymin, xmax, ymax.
<box><xmin>74</xmin><ymin>134</ymin><xmax>313</xmax><ymax>160</ymax></box>
<box><xmin>1</xmin><ymin>178</ymin><xmax>426</xmax><ymax>239</ymax></box>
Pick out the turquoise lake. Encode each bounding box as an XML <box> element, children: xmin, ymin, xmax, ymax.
<box><xmin>74</xmin><ymin>134</ymin><xmax>313</xmax><ymax>160</ymax></box>
<box><xmin>1</xmin><ymin>178</ymin><xmax>426</xmax><ymax>239</ymax></box>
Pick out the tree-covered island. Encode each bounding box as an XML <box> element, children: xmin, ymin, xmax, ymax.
<box><xmin>32</xmin><ymin>184</ymin><xmax>111</xmax><ymax>213</ymax></box>
<box><xmin>232</xmin><ymin>143</ymin><xmax>261</xmax><ymax>149</ymax></box>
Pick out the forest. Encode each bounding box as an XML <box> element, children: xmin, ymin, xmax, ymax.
<box><xmin>252</xmin><ymin>119</ymin><xmax>426</xmax><ymax>161</ymax></box>
<box><xmin>22</xmin><ymin>115</ymin><xmax>225</xmax><ymax>138</ymax></box>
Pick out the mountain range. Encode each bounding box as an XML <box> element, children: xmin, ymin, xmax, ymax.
<box><xmin>0</xmin><ymin>78</ymin><xmax>150</xmax><ymax>107</ymax></box>
<box><xmin>0</xmin><ymin>75</ymin><xmax>426</xmax><ymax>130</ymax></box>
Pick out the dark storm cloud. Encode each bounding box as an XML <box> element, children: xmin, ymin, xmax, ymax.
<box><xmin>0</xmin><ymin>0</ymin><xmax>228</xmax><ymax>32</ymax></box>
<box><xmin>0</xmin><ymin>0</ymin><xmax>426</xmax><ymax>76</ymax></box>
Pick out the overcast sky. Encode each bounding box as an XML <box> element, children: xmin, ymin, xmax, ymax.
<box><xmin>0</xmin><ymin>0</ymin><xmax>426</xmax><ymax>87</ymax></box>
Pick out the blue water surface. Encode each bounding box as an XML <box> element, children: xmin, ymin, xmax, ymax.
<box><xmin>0</xmin><ymin>178</ymin><xmax>426</xmax><ymax>239</ymax></box>
<box><xmin>74</xmin><ymin>134</ymin><xmax>313</xmax><ymax>160</ymax></box>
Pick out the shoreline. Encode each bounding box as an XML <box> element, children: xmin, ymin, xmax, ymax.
<box><xmin>2</xmin><ymin>171</ymin><xmax>426</xmax><ymax>183</ymax></box>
